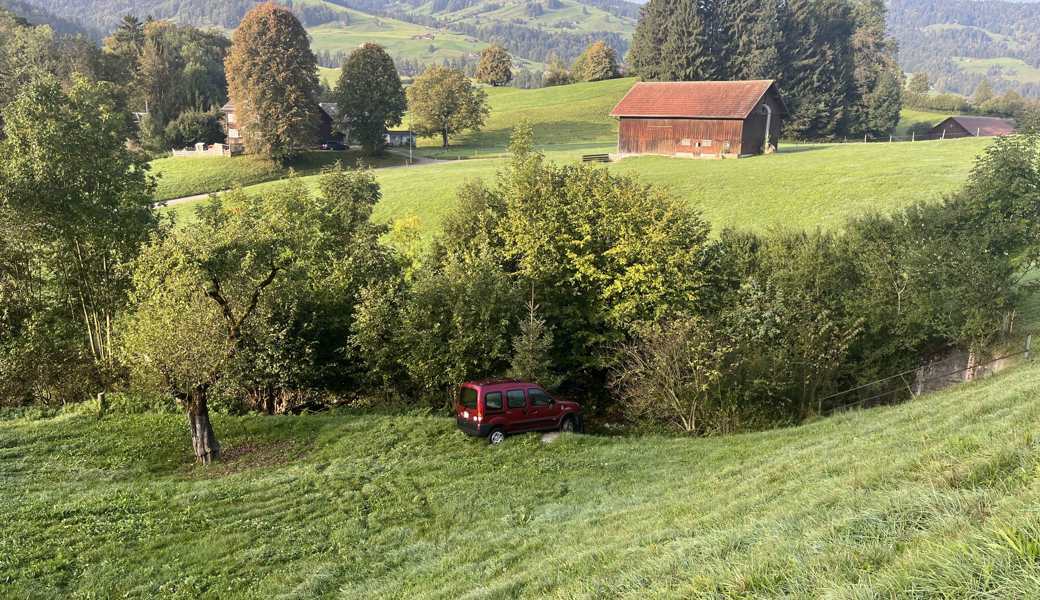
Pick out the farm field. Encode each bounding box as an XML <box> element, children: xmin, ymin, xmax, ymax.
<box><xmin>5</xmin><ymin>356</ymin><xmax>1040</xmax><ymax>597</ymax></box>
<box><xmin>167</xmin><ymin>137</ymin><xmax>990</xmax><ymax>237</ymax></box>
<box><xmin>954</xmin><ymin>56</ymin><xmax>1040</xmax><ymax>85</ymax></box>
<box><xmin>410</xmin><ymin>77</ymin><xmax>636</xmax><ymax>158</ymax></box>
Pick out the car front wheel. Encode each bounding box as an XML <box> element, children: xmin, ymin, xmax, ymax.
<box><xmin>488</xmin><ymin>428</ymin><xmax>505</xmax><ymax>445</ymax></box>
<box><xmin>560</xmin><ymin>416</ymin><xmax>576</xmax><ymax>433</ymax></box>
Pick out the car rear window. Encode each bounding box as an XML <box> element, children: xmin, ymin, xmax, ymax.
<box><xmin>460</xmin><ymin>387</ymin><xmax>478</xmax><ymax>409</ymax></box>
<box><xmin>485</xmin><ymin>392</ymin><xmax>503</xmax><ymax>411</ymax></box>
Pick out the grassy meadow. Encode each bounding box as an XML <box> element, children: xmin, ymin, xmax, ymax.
<box><xmin>6</xmin><ymin>356</ymin><xmax>1040</xmax><ymax>597</ymax></box>
<box><xmin>151</xmin><ymin>150</ymin><xmax>405</xmax><ymax>202</ymax></box>
<box><xmin>166</xmin><ymin>137</ymin><xmax>990</xmax><ymax>238</ymax></box>
<box><xmin>410</xmin><ymin>77</ymin><xmax>636</xmax><ymax>158</ymax></box>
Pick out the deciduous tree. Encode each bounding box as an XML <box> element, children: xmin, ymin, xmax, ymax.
<box><xmin>571</xmin><ymin>40</ymin><xmax>619</xmax><ymax>82</ymax></box>
<box><xmin>476</xmin><ymin>44</ymin><xmax>513</xmax><ymax>86</ymax></box>
<box><xmin>225</xmin><ymin>2</ymin><xmax>320</xmax><ymax>161</ymax></box>
<box><xmin>0</xmin><ymin>75</ymin><xmax>157</xmax><ymax>402</ymax></box>
<box><xmin>406</xmin><ymin>65</ymin><xmax>489</xmax><ymax>148</ymax></box>
<box><xmin>333</xmin><ymin>43</ymin><xmax>406</xmax><ymax>155</ymax></box>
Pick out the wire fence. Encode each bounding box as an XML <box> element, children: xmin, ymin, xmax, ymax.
<box><xmin>821</xmin><ymin>334</ymin><xmax>1034</xmax><ymax>416</ymax></box>
<box><xmin>842</xmin><ymin>129</ymin><xmax>980</xmax><ymax>145</ymax></box>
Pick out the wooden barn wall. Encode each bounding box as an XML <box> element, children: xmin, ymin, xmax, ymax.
<box><xmin>741</xmin><ymin>95</ymin><xmax>784</xmax><ymax>154</ymax></box>
<box><xmin>618</xmin><ymin>118</ymin><xmax>745</xmax><ymax>156</ymax></box>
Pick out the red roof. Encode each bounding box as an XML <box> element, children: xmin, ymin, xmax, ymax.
<box><xmin>939</xmin><ymin>116</ymin><xmax>1016</xmax><ymax>137</ymax></box>
<box><xmin>610</xmin><ymin>80</ymin><xmax>783</xmax><ymax>119</ymax></box>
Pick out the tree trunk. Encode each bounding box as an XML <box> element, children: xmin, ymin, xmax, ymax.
<box><xmin>441</xmin><ymin>129</ymin><xmax>449</xmax><ymax>148</ymax></box>
<box><xmin>185</xmin><ymin>389</ymin><xmax>220</xmax><ymax>464</ymax></box>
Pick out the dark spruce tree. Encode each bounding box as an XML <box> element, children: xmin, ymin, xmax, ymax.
<box><xmin>626</xmin><ymin>0</ymin><xmax>902</xmax><ymax>140</ymax></box>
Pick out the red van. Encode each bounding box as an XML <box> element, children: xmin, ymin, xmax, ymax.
<box><xmin>455</xmin><ymin>379</ymin><xmax>583</xmax><ymax>444</ymax></box>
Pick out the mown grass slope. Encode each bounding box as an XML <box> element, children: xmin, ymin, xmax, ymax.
<box><xmin>411</xmin><ymin>77</ymin><xmax>636</xmax><ymax>157</ymax></box>
<box><xmin>151</xmin><ymin>150</ymin><xmax>405</xmax><ymax>202</ymax></box>
<box><xmin>5</xmin><ymin>360</ymin><xmax>1040</xmax><ymax>597</ymax></box>
<box><xmin>169</xmin><ymin>137</ymin><xmax>988</xmax><ymax>237</ymax></box>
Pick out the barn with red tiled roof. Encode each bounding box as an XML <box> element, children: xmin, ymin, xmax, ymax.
<box><xmin>610</xmin><ymin>80</ymin><xmax>787</xmax><ymax>158</ymax></box>
<box><xmin>930</xmin><ymin>115</ymin><xmax>1016</xmax><ymax>139</ymax></box>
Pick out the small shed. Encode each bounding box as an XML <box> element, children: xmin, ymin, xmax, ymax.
<box><xmin>930</xmin><ymin>116</ymin><xmax>1016</xmax><ymax>139</ymax></box>
<box><xmin>610</xmin><ymin>80</ymin><xmax>787</xmax><ymax>158</ymax></box>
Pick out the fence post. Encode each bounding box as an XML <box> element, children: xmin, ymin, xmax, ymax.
<box><xmin>864</xmin><ymin>134</ymin><xmax>868</xmax><ymax>143</ymax></box>
<box><xmin>889</xmin><ymin>135</ymin><xmax>893</xmax><ymax>143</ymax></box>
<box><xmin>912</xmin><ymin>131</ymin><xmax>915</xmax><ymax>142</ymax></box>
<box><xmin>977</xmin><ymin>128</ymin><xmax>981</xmax><ymax>137</ymax></box>
<box><xmin>941</xmin><ymin>129</ymin><xmax>946</xmax><ymax>141</ymax></box>
<box><xmin>1027</xmin><ymin>334</ymin><xmax>1033</xmax><ymax>361</ymax></box>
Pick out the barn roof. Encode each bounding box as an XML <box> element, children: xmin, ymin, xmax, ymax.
<box><xmin>610</xmin><ymin>80</ymin><xmax>785</xmax><ymax>119</ymax></box>
<box><xmin>936</xmin><ymin>115</ymin><xmax>1016</xmax><ymax>137</ymax></box>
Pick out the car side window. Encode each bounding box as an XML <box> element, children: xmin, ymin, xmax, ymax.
<box><xmin>529</xmin><ymin>388</ymin><xmax>552</xmax><ymax>407</ymax></box>
<box><xmin>485</xmin><ymin>392</ymin><xmax>503</xmax><ymax>411</ymax></box>
<box><xmin>506</xmin><ymin>389</ymin><xmax>526</xmax><ymax>409</ymax></box>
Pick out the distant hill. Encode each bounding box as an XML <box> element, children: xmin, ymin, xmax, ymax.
<box><xmin>888</xmin><ymin>0</ymin><xmax>1040</xmax><ymax>97</ymax></box>
<box><xmin>14</xmin><ymin>0</ymin><xmax>633</xmax><ymax>65</ymax></box>
<box><xmin>0</xmin><ymin>0</ymin><xmax>99</xmax><ymax>37</ymax></box>
<box><xmin>14</xmin><ymin>0</ymin><xmax>1040</xmax><ymax>97</ymax></box>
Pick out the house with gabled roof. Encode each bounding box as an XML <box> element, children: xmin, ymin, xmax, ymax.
<box><xmin>610</xmin><ymin>80</ymin><xmax>787</xmax><ymax>159</ymax></box>
<box><xmin>929</xmin><ymin>115</ymin><xmax>1016</xmax><ymax>139</ymax></box>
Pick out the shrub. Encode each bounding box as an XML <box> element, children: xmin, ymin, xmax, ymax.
<box><xmin>164</xmin><ymin>110</ymin><xmax>224</xmax><ymax>148</ymax></box>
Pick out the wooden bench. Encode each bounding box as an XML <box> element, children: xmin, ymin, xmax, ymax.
<box><xmin>581</xmin><ymin>154</ymin><xmax>611</xmax><ymax>163</ymax></box>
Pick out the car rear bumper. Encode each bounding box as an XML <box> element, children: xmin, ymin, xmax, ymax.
<box><xmin>456</xmin><ymin>418</ymin><xmax>492</xmax><ymax>438</ymax></box>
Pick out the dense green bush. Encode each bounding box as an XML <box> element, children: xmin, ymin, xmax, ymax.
<box><xmin>163</xmin><ymin>110</ymin><xmax>224</xmax><ymax>148</ymax></box>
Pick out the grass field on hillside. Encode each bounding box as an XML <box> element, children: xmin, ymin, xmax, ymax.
<box><xmin>896</xmin><ymin>108</ymin><xmax>951</xmax><ymax>135</ymax></box>
<box><xmin>6</xmin><ymin>358</ymin><xmax>1040</xmax><ymax>597</ymax></box>
<box><xmin>411</xmin><ymin>78</ymin><xmax>636</xmax><ymax>157</ymax></box>
<box><xmin>955</xmin><ymin>56</ymin><xmax>1040</xmax><ymax>85</ymax></box>
<box><xmin>151</xmin><ymin>151</ymin><xmax>405</xmax><ymax>202</ymax></box>
<box><xmin>168</xmin><ymin>137</ymin><xmax>989</xmax><ymax>237</ymax></box>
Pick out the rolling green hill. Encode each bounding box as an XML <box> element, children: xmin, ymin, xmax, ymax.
<box><xmin>5</xmin><ymin>355</ymin><xmax>1040</xmax><ymax>596</ymax></box>
<box><xmin>411</xmin><ymin>77</ymin><xmax>636</xmax><ymax>157</ymax></box>
<box><xmin>165</xmin><ymin>137</ymin><xmax>991</xmax><ymax>240</ymax></box>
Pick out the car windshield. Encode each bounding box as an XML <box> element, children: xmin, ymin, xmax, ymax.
<box><xmin>460</xmin><ymin>387</ymin><xmax>478</xmax><ymax>410</ymax></box>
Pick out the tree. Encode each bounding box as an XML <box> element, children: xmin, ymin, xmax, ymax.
<box><xmin>848</xmin><ymin>0</ymin><xmax>904</xmax><ymax>136</ymax></box>
<box><xmin>508</xmin><ymin>297</ymin><xmax>559</xmax><ymax>388</ymax></box>
<box><xmin>333</xmin><ymin>43</ymin><xmax>406</xmax><ymax>155</ymax></box>
<box><xmin>627</xmin><ymin>0</ymin><xmax>669</xmax><ymax>81</ymax></box>
<box><xmin>406</xmin><ymin>65</ymin><xmax>489</xmax><ymax>148</ymax></box>
<box><xmin>124</xmin><ymin>167</ymin><xmax>394</xmax><ymax>461</ymax></box>
<box><xmin>571</xmin><ymin>40</ymin><xmax>619</xmax><ymax>82</ymax></box>
<box><xmin>974</xmin><ymin>79</ymin><xmax>995</xmax><ymax>105</ymax></box>
<box><xmin>476</xmin><ymin>44</ymin><xmax>512</xmax><ymax>86</ymax></box>
<box><xmin>907</xmin><ymin>72</ymin><xmax>930</xmax><ymax>95</ymax></box>
<box><xmin>489</xmin><ymin>123</ymin><xmax>714</xmax><ymax>388</ymax></box>
<box><xmin>0</xmin><ymin>75</ymin><xmax>157</xmax><ymax>402</ymax></box>
<box><xmin>614</xmin><ymin>318</ymin><xmax>735</xmax><ymax>434</ymax></box>
<box><xmin>164</xmin><ymin>109</ymin><xmax>224</xmax><ymax>147</ymax></box>
<box><xmin>659</xmin><ymin>0</ymin><xmax>717</xmax><ymax>81</ymax></box>
<box><xmin>862</xmin><ymin>69</ymin><xmax>903</xmax><ymax>137</ymax></box>
<box><xmin>543</xmin><ymin>53</ymin><xmax>571</xmax><ymax>87</ymax></box>
<box><xmin>225</xmin><ymin>3</ymin><xmax>320</xmax><ymax>161</ymax></box>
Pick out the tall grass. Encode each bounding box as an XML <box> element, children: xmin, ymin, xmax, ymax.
<box><xmin>4</xmin><ymin>360</ymin><xmax>1040</xmax><ymax>597</ymax></box>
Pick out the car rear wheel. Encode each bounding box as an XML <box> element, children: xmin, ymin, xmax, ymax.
<box><xmin>488</xmin><ymin>428</ymin><xmax>505</xmax><ymax>445</ymax></box>
<box><xmin>560</xmin><ymin>416</ymin><xmax>576</xmax><ymax>433</ymax></box>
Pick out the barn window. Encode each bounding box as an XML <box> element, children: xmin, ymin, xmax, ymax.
<box><xmin>680</xmin><ymin>138</ymin><xmax>691</xmax><ymax>146</ymax></box>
